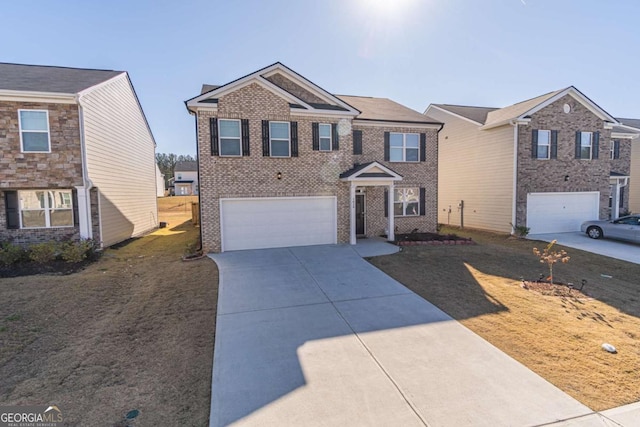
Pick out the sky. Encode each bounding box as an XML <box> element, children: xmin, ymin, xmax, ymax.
<box><xmin>2</xmin><ymin>0</ymin><xmax>639</xmax><ymax>155</ymax></box>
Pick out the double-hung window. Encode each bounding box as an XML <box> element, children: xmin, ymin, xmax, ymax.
<box><xmin>536</xmin><ymin>130</ymin><xmax>551</xmax><ymax>159</ymax></box>
<box><xmin>580</xmin><ymin>132</ymin><xmax>593</xmax><ymax>159</ymax></box>
<box><xmin>319</xmin><ymin>123</ymin><xmax>332</xmax><ymax>151</ymax></box>
<box><xmin>19</xmin><ymin>190</ymin><xmax>73</xmax><ymax>228</ymax></box>
<box><xmin>219</xmin><ymin>119</ymin><xmax>242</xmax><ymax>156</ymax></box>
<box><xmin>390</xmin><ymin>133</ymin><xmax>419</xmax><ymax>162</ymax></box>
<box><xmin>269</xmin><ymin>121</ymin><xmax>290</xmax><ymax>157</ymax></box>
<box><xmin>394</xmin><ymin>188</ymin><xmax>419</xmax><ymax>217</ymax></box>
<box><xmin>19</xmin><ymin>110</ymin><xmax>50</xmax><ymax>152</ymax></box>
<box><xmin>611</xmin><ymin>139</ymin><xmax>620</xmax><ymax>160</ymax></box>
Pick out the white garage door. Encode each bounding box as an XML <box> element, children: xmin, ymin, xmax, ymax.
<box><xmin>527</xmin><ymin>192</ymin><xmax>599</xmax><ymax>234</ymax></box>
<box><xmin>220</xmin><ymin>197</ymin><xmax>337</xmax><ymax>251</ymax></box>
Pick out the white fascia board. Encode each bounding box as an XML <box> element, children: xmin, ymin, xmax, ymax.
<box><xmin>612</xmin><ymin>132</ymin><xmax>639</xmax><ymax>139</ymax></box>
<box><xmin>76</xmin><ymin>72</ymin><xmax>127</xmax><ymax>97</ymax></box>
<box><xmin>187</xmin><ymin>77</ymin><xmax>314</xmax><ymax>110</ymax></box>
<box><xmin>425</xmin><ymin>104</ymin><xmax>484</xmax><ymax>126</ymax></box>
<box><xmin>616</xmin><ymin>123</ymin><xmax>640</xmax><ymax>132</ymax></box>
<box><xmin>520</xmin><ymin>88</ymin><xmax>618</xmax><ymax>124</ymax></box>
<box><xmin>341</xmin><ymin>178</ymin><xmax>402</xmax><ymax>186</ymax></box>
<box><xmin>0</xmin><ymin>89</ymin><xmax>76</xmax><ymax>104</ymax></box>
<box><xmin>291</xmin><ymin>109</ymin><xmax>358</xmax><ymax>118</ymax></box>
<box><xmin>481</xmin><ymin>118</ymin><xmax>530</xmax><ymax>130</ymax></box>
<box><xmin>353</xmin><ymin>119</ymin><xmax>441</xmax><ymax>129</ymax></box>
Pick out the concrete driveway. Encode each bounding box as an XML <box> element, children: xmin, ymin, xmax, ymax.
<box><xmin>529</xmin><ymin>232</ymin><xmax>640</xmax><ymax>264</ymax></box>
<box><xmin>207</xmin><ymin>243</ymin><xmax>602</xmax><ymax>426</ymax></box>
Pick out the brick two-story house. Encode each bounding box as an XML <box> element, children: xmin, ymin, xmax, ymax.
<box><xmin>0</xmin><ymin>63</ymin><xmax>158</xmax><ymax>247</ymax></box>
<box><xmin>425</xmin><ymin>86</ymin><xmax>637</xmax><ymax>235</ymax></box>
<box><xmin>186</xmin><ymin>63</ymin><xmax>440</xmax><ymax>253</ymax></box>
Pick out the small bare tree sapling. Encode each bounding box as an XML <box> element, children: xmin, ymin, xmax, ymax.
<box><xmin>532</xmin><ymin>240</ymin><xmax>570</xmax><ymax>284</ymax></box>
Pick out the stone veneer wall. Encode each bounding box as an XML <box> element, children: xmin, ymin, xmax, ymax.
<box><xmin>516</xmin><ymin>95</ymin><xmax>613</xmax><ymax>226</ymax></box>
<box><xmin>0</xmin><ymin>101</ymin><xmax>85</xmax><ymax>244</ymax></box>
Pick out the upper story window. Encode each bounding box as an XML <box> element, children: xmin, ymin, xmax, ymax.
<box><xmin>536</xmin><ymin>130</ymin><xmax>550</xmax><ymax>159</ymax></box>
<box><xmin>580</xmin><ymin>132</ymin><xmax>593</xmax><ymax>160</ymax></box>
<box><xmin>611</xmin><ymin>139</ymin><xmax>620</xmax><ymax>159</ymax></box>
<box><xmin>219</xmin><ymin>119</ymin><xmax>242</xmax><ymax>156</ymax></box>
<box><xmin>319</xmin><ymin>124</ymin><xmax>332</xmax><ymax>151</ymax></box>
<box><xmin>390</xmin><ymin>133</ymin><xmax>419</xmax><ymax>162</ymax></box>
<box><xmin>19</xmin><ymin>110</ymin><xmax>50</xmax><ymax>152</ymax></box>
<box><xmin>19</xmin><ymin>190</ymin><xmax>73</xmax><ymax>228</ymax></box>
<box><xmin>269</xmin><ymin>121</ymin><xmax>291</xmax><ymax>157</ymax></box>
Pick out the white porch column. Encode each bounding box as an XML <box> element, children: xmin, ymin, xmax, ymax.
<box><xmin>613</xmin><ymin>183</ymin><xmax>620</xmax><ymax>219</ymax></box>
<box><xmin>75</xmin><ymin>186</ymin><xmax>93</xmax><ymax>240</ymax></box>
<box><xmin>349</xmin><ymin>183</ymin><xmax>356</xmax><ymax>245</ymax></box>
<box><xmin>387</xmin><ymin>182</ymin><xmax>395</xmax><ymax>242</ymax></box>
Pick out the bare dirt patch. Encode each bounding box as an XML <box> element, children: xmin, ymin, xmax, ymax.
<box><xmin>370</xmin><ymin>226</ymin><xmax>640</xmax><ymax>411</ymax></box>
<box><xmin>0</xmin><ymin>196</ymin><xmax>217</xmax><ymax>426</ymax></box>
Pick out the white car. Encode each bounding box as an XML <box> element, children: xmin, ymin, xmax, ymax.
<box><xmin>580</xmin><ymin>215</ymin><xmax>640</xmax><ymax>242</ymax></box>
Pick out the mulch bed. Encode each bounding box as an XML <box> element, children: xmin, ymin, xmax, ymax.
<box><xmin>521</xmin><ymin>280</ymin><xmax>589</xmax><ymax>298</ymax></box>
<box><xmin>395</xmin><ymin>232</ymin><xmax>475</xmax><ymax>246</ymax></box>
<box><xmin>0</xmin><ymin>258</ymin><xmax>99</xmax><ymax>278</ymax></box>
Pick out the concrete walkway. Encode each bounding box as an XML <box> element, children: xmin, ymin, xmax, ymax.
<box><xmin>529</xmin><ymin>232</ymin><xmax>640</xmax><ymax>265</ymax></box>
<box><xmin>208</xmin><ymin>243</ymin><xmax>635</xmax><ymax>426</ymax></box>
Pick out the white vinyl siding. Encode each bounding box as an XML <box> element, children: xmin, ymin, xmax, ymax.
<box><xmin>80</xmin><ymin>73</ymin><xmax>158</xmax><ymax>247</ymax></box>
<box><xmin>429</xmin><ymin>107</ymin><xmax>515</xmax><ymax>233</ymax></box>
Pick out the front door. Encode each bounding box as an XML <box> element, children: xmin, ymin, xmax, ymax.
<box><xmin>356</xmin><ymin>193</ymin><xmax>365</xmax><ymax>236</ymax></box>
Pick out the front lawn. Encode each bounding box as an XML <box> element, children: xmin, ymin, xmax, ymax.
<box><xmin>370</xmin><ymin>226</ymin><xmax>640</xmax><ymax>411</ymax></box>
<box><xmin>0</xmin><ymin>196</ymin><xmax>217</xmax><ymax>426</ymax></box>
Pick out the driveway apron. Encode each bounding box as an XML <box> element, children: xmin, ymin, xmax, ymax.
<box><xmin>209</xmin><ymin>244</ymin><xmax>592</xmax><ymax>426</ymax></box>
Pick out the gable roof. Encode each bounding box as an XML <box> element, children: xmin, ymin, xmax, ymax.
<box><xmin>174</xmin><ymin>161</ymin><xmax>198</xmax><ymax>172</ymax></box>
<box><xmin>0</xmin><ymin>62</ymin><xmax>123</xmax><ymax>94</ymax></box>
<box><xmin>429</xmin><ymin>104</ymin><xmax>498</xmax><ymax>125</ymax></box>
<box><xmin>337</xmin><ymin>95</ymin><xmax>441</xmax><ymax>124</ymax></box>
<box><xmin>186</xmin><ymin>62</ymin><xmax>360</xmax><ymax>117</ymax></box>
<box><xmin>339</xmin><ymin>161</ymin><xmax>402</xmax><ymax>181</ymax></box>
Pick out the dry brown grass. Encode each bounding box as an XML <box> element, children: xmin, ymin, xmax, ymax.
<box><xmin>0</xmin><ymin>196</ymin><xmax>217</xmax><ymax>426</ymax></box>
<box><xmin>370</xmin><ymin>226</ymin><xmax>640</xmax><ymax>411</ymax></box>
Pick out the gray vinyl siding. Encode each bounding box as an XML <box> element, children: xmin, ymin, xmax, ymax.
<box><xmin>80</xmin><ymin>74</ymin><xmax>158</xmax><ymax>247</ymax></box>
<box><xmin>429</xmin><ymin>108</ymin><xmax>514</xmax><ymax>233</ymax></box>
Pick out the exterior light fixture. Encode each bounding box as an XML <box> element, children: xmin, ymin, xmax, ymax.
<box><xmin>277</xmin><ymin>172</ymin><xmax>282</xmax><ymax>180</ymax></box>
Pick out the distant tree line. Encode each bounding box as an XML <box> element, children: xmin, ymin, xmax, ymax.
<box><xmin>156</xmin><ymin>153</ymin><xmax>196</xmax><ymax>187</ymax></box>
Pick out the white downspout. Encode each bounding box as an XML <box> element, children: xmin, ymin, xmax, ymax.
<box><xmin>511</xmin><ymin>120</ymin><xmax>518</xmax><ymax>233</ymax></box>
<box><xmin>75</xmin><ymin>98</ymin><xmax>93</xmax><ymax>240</ymax></box>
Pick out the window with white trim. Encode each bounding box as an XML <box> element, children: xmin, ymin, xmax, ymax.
<box><xmin>19</xmin><ymin>190</ymin><xmax>73</xmax><ymax>228</ymax></box>
<box><xmin>580</xmin><ymin>132</ymin><xmax>593</xmax><ymax>159</ymax></box>
<box><xmin>319</xmin><ymin>123</ymin><xmax>332</xmax><ymax>151</ymax></box>
<box><xmin>390</xmin><ymin>133</ymin><xmax>419</xmax><ymax>162</ymax></box>
<box><xmin>536</xmin><ymin>130</ymin><xmax>551</xmax><ymax>159</ymax></box>
<box><xmin>394</xmin><ymin>188</ymin><xmax>419</xmax><ymax>217</ymax></box>
<box><xmin>219</xmin><ymin>119</ymin><xmax>242</xmax><ymax>156</ymax></box>
<box><xmin>19</xmin><ymin>110</ymin><xmax>50</xmax><ymax>152</ymax></box>
<box><xmin>269</xmin><ymin>121</ymin><xmax>290</xmax><ymax>157</ymax></box>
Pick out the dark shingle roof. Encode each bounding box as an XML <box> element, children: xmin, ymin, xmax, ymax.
<box><xmin>201</xmin><ymin>84</ymin><xmax>221</xmax><ymax>94</ymax></box>
<box><xmin>337</xmin><ymin>95</ymin><xmax>441</xmax><ymax>124</ymax></box>
<box><xmin>432</xmin><ymin>104</ymin><xmax>499</xmax><ymax>125</ymax></box>
<box><xmin>616</xmin><ymin>118</ymin><xmax>640</xmax><ymax>130</ymax></box>
<box><xmin>0</xmin><ymin>62</ymin><xmax>123</xmax><ymax>93</ymax></box>
<box><xmin>174</xmin><ymin>161</ymin><xmax>198</xmax><ymax>172</ymax></box>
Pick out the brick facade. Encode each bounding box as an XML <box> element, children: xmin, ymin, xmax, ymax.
<box><xmin>0</xmin><ymin>101</ymin><xmax>91</xmax><ymax>244</ymax></box>
<box><xmin>195</xmin><ymin>82</ymin><xmax>438</xmax><ymax>252</ymax></box>
<box><xmin>515</xmin><ymin>95</ymin><xmax>620</xmax><ymax>226</ymax></box>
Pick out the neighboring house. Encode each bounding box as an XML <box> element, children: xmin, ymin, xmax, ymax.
<box><xmin>156</xmin><ymin>164</ymin><xmax>165</xmax><ymax>197</ymax></box>
<box><xmin>615</xmin><ymin>118</ymin><xmax>640</xmax><ymax>214</ymax></box>
<box><xmin>0</xmin><ymin>63</ymin><xmax>158</xmax><ymax>247</ymax></box>
<box><xmin>186</xmin><ymin>62</ymin><xmax>440</xmax><ymax>253</ymax></box>
<box><xmin>425</xmin><ymin>86</ymin><xmax>637</xmax><ymax>235</ymax></box>
<box><xmin>173</xmin><ymin>160</ymin><xmax>198</xmax><ymax>195</ymax></box>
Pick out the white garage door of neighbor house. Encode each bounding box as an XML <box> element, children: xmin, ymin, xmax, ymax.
<box><xmin>527</xmin><ymin>192</ymin><xmax>599</xmax><ymax>234</ymax></box>
<box><xmin>220</xmin><ymin>197</ymin><xmax>337</xmax><ymax>251</ymax></box>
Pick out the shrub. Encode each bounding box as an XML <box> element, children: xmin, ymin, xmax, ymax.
<box><xmin>28</xmin><ymin>242</ymin><xmax>58</xmax><ymax>264</ymax></box>
<box><xmin>510</xmin><ymin>223</ymin><xmax>530</xmax><ymax>238</ymax></box>
<box><xmin>60</xmin><ymin>239</ymin><xmax>97</xmax><ymax>263</ymax></box>
<box><xmin>0</xmin><ymin>242</ymin><xmax>25</xmax><ymax>266</ymax></box>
